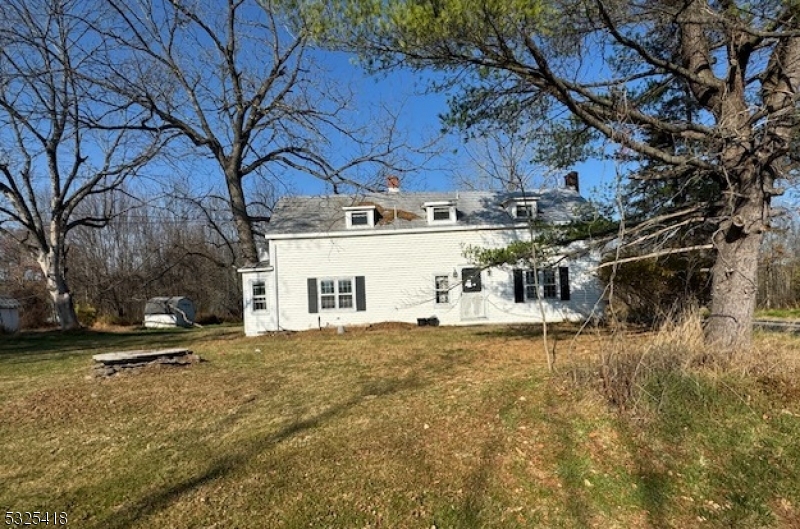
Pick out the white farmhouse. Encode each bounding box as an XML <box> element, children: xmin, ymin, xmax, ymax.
<box><xmin>239</xmin><ymin>176</ymin><xmax>604</xmax><ymax>336</ymax></box>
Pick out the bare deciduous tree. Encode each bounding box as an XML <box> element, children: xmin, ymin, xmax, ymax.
<box><xmin>455</xmin><ymin>128</ymin><xmax>557</xmax><ymax>192</ymax></box>
<box><xmin>0</xmin><ymin>0</ymin><xmax>167</xmax><ymax>329</ymax></box>
<box><xmin>69</xmin><ymin>190</ymin><xmax>244</xmax><ymax>324</ymax></box>
<box><xmin>99</xmin><ymin>0</ymin><xmax>427</xmax><ymax>266</ymax></box>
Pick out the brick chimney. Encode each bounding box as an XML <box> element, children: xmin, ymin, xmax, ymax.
<box><xmin>564</xmin><ymin>171</ymin><xmax>579</xmax><ymax>193</ymax></box>
<box><xmin>386</xmin><ymin>175</ymin><xmax>400</xmax><ymax>193</ymax></box>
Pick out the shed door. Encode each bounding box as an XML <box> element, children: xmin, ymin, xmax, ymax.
<box><xmin>460</xmin><ymin>267</ymin><xmax>486</xmax><ymax>320</ymax></box>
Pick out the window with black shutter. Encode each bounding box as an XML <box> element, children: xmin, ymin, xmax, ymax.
<box><xmin>308</xmin><ymin>276</ymin><xmax>366</xmax><ymax>312</ymax></box>
<box><xmin>513</xmin><ymin>266</ymin><xmax>570</xmax><ymax>302</ymax></box>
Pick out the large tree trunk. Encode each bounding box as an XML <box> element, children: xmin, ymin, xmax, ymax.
<box><xmin>38</xmin><ymin>248</ymin><xmax>80</xmax><ymax>330</ymax></box>
<box><xmin>225</xmin><ymin>167</ymin><xmax>259</xmax><ymax>266</ymax></box>
<box><xmin>704</xmin><ymin>185</ymin><xmax>765</xmax><ymax>350</ymax></box>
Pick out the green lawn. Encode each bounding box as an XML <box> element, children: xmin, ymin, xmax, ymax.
<box><xmin>1</xmin><ymin>324</ymin><xmax>799</xmax><ymax>528</ymax></box>
<box><xmin>756</xmin><ymin>307</ymin><xmax>800</xmax><ymax>320</ymax></box>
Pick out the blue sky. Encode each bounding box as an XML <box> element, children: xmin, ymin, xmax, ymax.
<box><xmin>288</xmin><ymin>50</ymin><xmax>617</xmax><ymax>202</ymax></box>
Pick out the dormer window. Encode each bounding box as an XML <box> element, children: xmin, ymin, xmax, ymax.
<box><xmin>423</xmin><ymin>201</ymin><xmax>457</xmax><ymax>225</ymax></box>
<box><xmin>505</xmin><ymin>199</ymin><xmax>537</xmax><ymax>221</ymax></box>
<box><xmin>432</xmin><ymin>207</ymin><xmax>451</xmax><ymax>221</ymax></box>
<box><xmin>350</xmin><ymin>211</ymin><xmax>370</xmax><ymax>226</ymax></box>
<box><xmin>515</xmin><ymin>203</ymin><xmax>535</xmax><ymax>219</ymax></box>
<box><xmin>343</xmin><ymin>205</ymin><xmax>376</xmax><ymax>229</ymax></box>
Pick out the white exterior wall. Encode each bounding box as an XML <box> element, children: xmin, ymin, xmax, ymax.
<box><xmin>241</xmin><ymin>227</ymin><xmax>604</xmax><ymax>335</ymax></box>
<box><xmin>241</xmin><ymin>267</ymin><xmax>277</xmax><ymax>336</ymax></box>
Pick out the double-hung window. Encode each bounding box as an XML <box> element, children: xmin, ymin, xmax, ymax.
<box><xmin>515</xmin><ymin>267</ymin><xmax>570</xmax><ymax>302</ymax></box>
<box><xmin>524</xmin><ymin>270</ymin><xmax>538</xmax><ymax>300</ymax></box>
<box><xmin>541</xmin><ymin>269</ymin><xmax>558</xmax><ymax>298</ymax></box>
<box><xmin>523</xmin><ymin>268</ymin><xmax>558</xmax><ymax>299</ymax></box>
<box><xmin>320</xmin><ymin>278</ymin><xmax>354</xmax><ymax>310</ymax></box>
<box><xmin>434</xmin><ymin>275</ymin><xmax>450</xmax><ymax>304</ymax></box>
<box><xmin>252</xmin><ymin>281</ymin><xmax>267</xmax><ymax>311</ymax></box>
<box><xmin>308</xmin><ymin>276</ymin><xmax>367</xmax><ymax>314</ymax></box>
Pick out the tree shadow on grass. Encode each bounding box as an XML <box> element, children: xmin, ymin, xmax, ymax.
<box><xmin>83</xmin><ymin>367</ymin><xmax>437</xmax><ymax>529</ymax></box>
<box><xmin>456</xmin><ymin>431</ymin><xmax>506</xmax><ymax>527</ymax></box>
<box><xmin>0</xmin><ymin>326</ymin><xmax>241</xmax><ymax>365</ymax></box>
<box><xmin>473</xmin><ymin>323</ymin><xmax>593</xmax><ymax>341</ymax></box>
<box><xmin>608</xmin><ymin>370</ymin><xmax>800</xmax><ymax>527</ymax></box>
<box><xmin>615</xmin><ymin>420</ymin><xmax>673</xmax><ymax>529</ymax></box>
<box><xmin>545</xmin><ymin>401</ymin><xmax>594</xmax><ymax>527</ymax></box>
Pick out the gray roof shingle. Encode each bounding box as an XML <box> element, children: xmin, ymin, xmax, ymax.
<box><xmin>265</xmin><ymin>189</ymin><xmax>587</xmax><ymax>235</ymax></box>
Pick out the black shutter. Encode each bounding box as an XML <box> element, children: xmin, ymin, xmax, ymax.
<box><xmin>559</xmin><ymin>267</ymin><xmax>571</xmax><ymax>301</ymax></box>
<box><xmin>355</xmin><ymin>276</ymin><xmax>366</xmax><ymax>311</ymax></box>
<box><xmin>513</xmin><ymin>269</ymin><xmax>525</xmax><ymax>303</ymax></box>
<box><xmin>307</xmin><ymin>278</ymin><xmax>318</xmax><ymax>313</ymax></box>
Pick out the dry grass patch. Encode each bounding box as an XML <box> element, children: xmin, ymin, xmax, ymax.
<box><xmin>1</xmin><ymin>322</ymin><xmax>799</xmax><ymax>527</ymax></box>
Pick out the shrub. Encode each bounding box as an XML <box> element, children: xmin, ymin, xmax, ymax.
<box><xmin>9</xmin><ymin>285</ymin><xmax>53</xmax><ymax>329</ymax></box>
<box><xmin>194</xmin><ymin>313</ymin><xmax>222</xmax><ymax>325</ymax></box>
<box><xmin>599</xmin><ymin>254</ymin><xmax>711</xmax><ymax>324</ymax></box>
<box><xmin>75</xmin><ymin>303</ymin><xmax>98</xmax><ymax>327</ymax></box>
<box><xmin>93</xmin><ymin>312</ymin><xmax>136</xmax><ymax>327</ymax></box>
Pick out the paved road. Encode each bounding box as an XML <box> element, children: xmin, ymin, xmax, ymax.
<box><xmin>753</xmin><ymin>319</ymin><xmax>800</xmax><ymax>333</ymax></box>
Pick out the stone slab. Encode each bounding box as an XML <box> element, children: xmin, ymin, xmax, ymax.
<box><xmin>93</xmin><ymin>348</ymin><xmax>193</xmax><ymax>364</ymax></box>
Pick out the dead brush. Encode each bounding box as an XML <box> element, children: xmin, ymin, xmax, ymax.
<box><xmin>730</xmin><ymin>332</ymin><xmax>800</xmax><ymax>377</ymax></box>
<box><xmin>588</xmin><ymin>307</ymin><xmax>800</xmax><ymax>414</ymax></box>
<box><xmin>594</xmin><ymin>307</ymin><xmax>712</xmax><ymax>412</ymax></box>
<box><xmin>733</xmin><ymin>333</ymin><xmax>800</xmax><ymax>403</ymax></box>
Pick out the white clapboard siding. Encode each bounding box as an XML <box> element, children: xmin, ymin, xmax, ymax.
<box><xmin>241</xmin><ymin>226</ymin><xmax>603</xmax><ymax>334</ymax></box>
<box><xmin>240</xmin><ymin>266</ymin><xmax>277</xmax><ymax>337</ymax></box>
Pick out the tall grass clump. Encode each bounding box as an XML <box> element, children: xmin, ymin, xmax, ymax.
<box><xmin>583</xmin><ymin>309</ymin><xmax>800</xmax><ymax>526</ymax></box>
<box><xmin>593</xmin><ymin>305</ymin><xmax>800</xmax><ymax>413</ymax></box>
<box><xmin>595</xmin><ymin>307</ymin><xmax>708</xmax><ymax>412</ymax></box>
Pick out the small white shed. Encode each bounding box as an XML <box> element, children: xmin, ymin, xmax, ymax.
<box><xmin>144</xmin><ymin>297</ymin><xmax>196</xmax><ymax>328</ymax></box>
<box><xmin>0</xmin><ymin>296</ymin><xmax>21</xmax><ymax>333</ymax></box>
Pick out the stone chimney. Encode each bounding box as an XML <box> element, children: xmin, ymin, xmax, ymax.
<box><xmin>386</xmin><ymin>175</ymin><xmax>400</xmax><ymax>193</ymax></box>
<box><xmin>564</xmin><ymin>171</ymin><xmax>579</xmax><ymax>193</ymax></box>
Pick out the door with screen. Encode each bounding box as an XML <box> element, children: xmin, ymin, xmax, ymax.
<box><xmin>460</xmin><ymin>267</ymin><xmax>486</xmax><ymax>320</ymax></box>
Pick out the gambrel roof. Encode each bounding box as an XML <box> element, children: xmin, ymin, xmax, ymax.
<box><xmin>265</xmin><ymin>189</ymin><xmax>587</xmax><ymax>236</ymax></box>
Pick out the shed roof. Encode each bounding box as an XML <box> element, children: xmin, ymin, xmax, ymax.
<box><xmin>265</xmin><ymin>189</ymin><xmax>587</xmax><ymax>236</ymax></box>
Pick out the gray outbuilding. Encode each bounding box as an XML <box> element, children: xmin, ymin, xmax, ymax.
<box><xmin>0</xmin><ymin>296</ymin><xmax>21</xmax><ymax>333</ymax></box>
<box><xmin>143</xmin><ymin>296</ymin><xmax>196</xmax><ymax>328</ymax></box>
